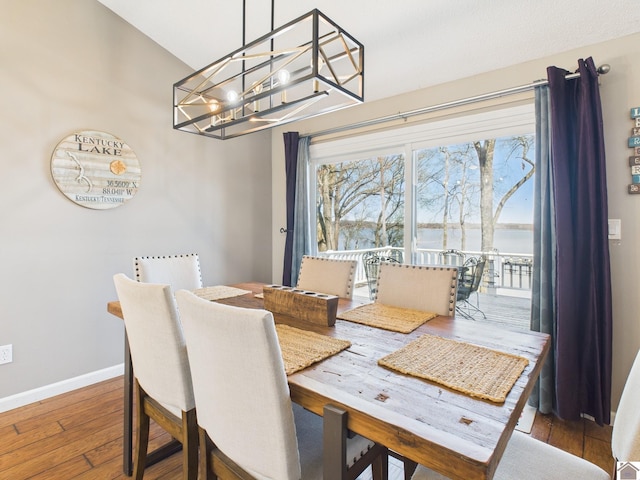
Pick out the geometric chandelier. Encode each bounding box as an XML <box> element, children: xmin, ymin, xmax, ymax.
<box><xmin>173</xmin><ymin>9</ymin><xmax>364</xmax><ymax>140</ymax></box>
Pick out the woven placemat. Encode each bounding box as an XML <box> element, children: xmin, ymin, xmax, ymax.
<box><xmin>192</xmin><ymin>286</ymin><xmax>251</xmax><ymax>301</ymax></box>
<box><xmin>275</xmin><ymin>324</ymin><xmax>351</xmax><ymax>375</ymax></box>
<box><xmin>378</xmin><ymin>334</ymin><xmax>529</xmax><ymax>403</ymax></box>
<box><xmin>337</xmin><ymin>303</ymin><xmax>437</xmax><ymax>333</ymax></box>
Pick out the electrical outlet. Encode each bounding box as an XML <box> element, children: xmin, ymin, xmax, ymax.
<box><xmin>0</xmin><ymin>345</ymin><xmax>12</xmax><ymax>365</ymax></box>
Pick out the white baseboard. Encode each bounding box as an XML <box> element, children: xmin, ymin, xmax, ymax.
<box><xmin>0</xmin><ymin>364</ymin><xmax>124</xmax><ymax>413</ymax></box>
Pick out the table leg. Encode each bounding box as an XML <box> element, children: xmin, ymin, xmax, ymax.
<box><xmin>323</xmin><ymin>405</ymin><xmax>389</xmax><ymax>480</ymax></box>
<box><xmin>123</xmin><ymin>331</ymin><xmax>133</xmax><ymax>476</ymax></box>
<box><xmin>323</xmin><ymin>405</ymin><xmax>347</xmax><ymax>480</ymax></box>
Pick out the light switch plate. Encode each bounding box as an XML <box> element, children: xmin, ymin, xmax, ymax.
<box><xmin>608</xmin><ymin>219</ymin><xmax>621</xmax><ymax>240</ymax></box>
<box><xmin>0</xmin><ymin>345</ymin><xmax>12</xmax><ymax>365</ymax></box>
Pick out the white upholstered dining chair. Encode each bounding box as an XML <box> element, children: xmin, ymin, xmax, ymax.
<box><xmin>113</xmin><ymin>273</ymin><xmax>198</xmax><ymax>480</ymax></box>
<box><xmin>175</xmin><ymin>289</ymin><xmax>388</xmax><ymax>480</ymax></box>
<box><xmin>612</xmin><ymin>348</ymin><xmax>640</xmax><ymax>465</ymax></box>
<box><xmin>296</xmin><ymin>255</ymin><xmax>358</xmax><ymax>299</ymax></box>
<box><xmin>133</xmin><ymin>253</ymin><xmax>202</xmax><ymax>291</ymax></box>
<box><xmin>375</xmin><ymin>263</ymin><xmax>458</xmax><ymax>317</ymax></box>
<box><xmin>411</xmin><ymin>349</ymin><xmax>640</xmax><ymax>480</ymax></box>
<box><xmin>372</xmin><ymin>262</ymin><xmax>459</xmax><ymax>479</ymax></box>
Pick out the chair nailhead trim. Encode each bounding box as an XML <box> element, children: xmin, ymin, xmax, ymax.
<box><xmin>133</xmin><ymin>253</ymin><xmax>201</xmax><ymax>283</ymax></box>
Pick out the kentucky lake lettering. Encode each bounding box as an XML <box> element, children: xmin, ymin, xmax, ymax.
<box><xmin>75</xmin><ymin>134</ymin><xmax>124</xmax><ymax>156</ymax></box>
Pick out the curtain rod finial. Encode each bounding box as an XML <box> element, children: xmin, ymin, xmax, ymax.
<box><xmin>597</xmin><ymin>64</ymin><xmax>611</xmax><ymax>75</ymax></box>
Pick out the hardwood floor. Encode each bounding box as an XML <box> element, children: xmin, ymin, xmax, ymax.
<box><xmin>0</xmin><ymin>377</ymin><xmax>615</xmax><ymax>479</ymax></box>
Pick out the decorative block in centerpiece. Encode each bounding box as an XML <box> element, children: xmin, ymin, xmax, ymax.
<box><xmin>262</xmin><ymin>285</ymin><xmax>338</xmax><ymax>326</ymax></box>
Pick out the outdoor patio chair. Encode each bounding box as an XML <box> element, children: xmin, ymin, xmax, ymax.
<box><xmin>363</xmin><ymin>250</ymin><xmax>403</xmax><ymax>300</ymax></box>
<box><xmin>456</xmin><ymin>255</ymin><xmax>487</xmax><ymax>320</ymax></box>
<box><xmin>438</xmin><ymin>249</ymin><xmax>465</xmax><ymax>266</ymax></box>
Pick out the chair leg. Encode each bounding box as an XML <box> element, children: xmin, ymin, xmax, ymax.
<box><xmin>370</xmin><ymin>448</ymin><xmax>389</xmax><ymax>480</ymax></box>
<box><xmin>456</xmin><ymin>300</ymin><xmax>485</xmax><ymax>320</ymax></box>
<box><xmin>133</xmin><ymin>381</ymin><xmax>150</xmax><ymax>480</ymax></box>
<box><xmin>198</xmin><ymin>426</ymin><xmax>210</xmax><ymax>480</ymax></box>
<box><xmin>402</xmin><ymin>458</ymin><xmax>417</xmax><ymax>480</ymax></box>
<box><xmin>465</xmin><ymin>300</ymin><xmax>486</xmax><ymax>319</ymax></box>
<box><xmin>182</xmin><ymin>408</ymin><xmax>199</xmax><ymax>480</ymax></box>
<box><xmin>389</xmin><ymin>451</ymin><xmax>416</xmax><ymax>480</ymax></box>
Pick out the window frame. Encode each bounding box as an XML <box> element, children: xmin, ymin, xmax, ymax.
<box><xmin>308</xmin><ymin>103</ymin><xmax>535</xmax><ymax>259</ymax></box>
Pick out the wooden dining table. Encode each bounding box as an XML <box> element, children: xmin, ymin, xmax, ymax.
<box><xmin>108</xmin><ymin>281</ymin><xmax>549</xmax><ymax>480</ymax></box>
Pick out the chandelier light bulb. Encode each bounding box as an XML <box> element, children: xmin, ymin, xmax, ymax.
<box><xmin>208</xmin><ymin>99</ymin><xmax>221</xmax><ymax>112</ymax></box>
<box><xmin>226</xmin><ymin>90</ymin><xmax>239</xmax><ymax>103</ymax></box>
<box><xmin>312</xmin><ymin>57</ymin><xmax>324</xmax><ymax>92</ymax></box>
<box><xmin>252</xmin><ymin>83</ymin><xmax>263</xmax><ymax>112</ymax></box>
<box><xmin>277</xmin><ymin>69</ymin><xmax>291</xmax><ymax>85</ymax></box>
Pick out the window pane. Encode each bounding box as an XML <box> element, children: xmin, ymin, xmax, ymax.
<box><xmin>414</xmin><ymin>135</ymin><xmax>534</xmax><ymax>255</ymax></box>
<box><xmin>316</xmin><ymin>154</ymin><xmax>405</xmax><ymax>252</ymax></box>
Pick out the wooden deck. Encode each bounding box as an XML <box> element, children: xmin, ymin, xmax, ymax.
<box><xmin>471</xmin><ymin>291</ymin><xmax>532</xmax><ymax>331</ymax></box>
<box><xmin>353</xmin><ymin>285</ymin><xmax>532</xmax><ymax>331</ymax></box>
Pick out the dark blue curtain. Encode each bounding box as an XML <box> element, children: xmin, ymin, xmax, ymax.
<box><xmin>530</xmin><ymin>84</ymin><xmax>556</xmax><ymax>415</ymax></box>
<box><xmin>290</xmin><ymin>136</ymin><xmax>311</xmax><ymax>287</ymax></box>
<box><xmin>282</xmin><ymin>132</ymin><xmax>299</xmax><ymax>286</ymax></box>
<box><xmin>548</xmin><ymin>57</ymin><xmax>612</xmax><ymax>425</ymax></box>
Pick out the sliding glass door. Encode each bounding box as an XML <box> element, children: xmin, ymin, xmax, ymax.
<box><xmin>309</xmin><ymin>104</ymin><xmax>536</xmax><ymax>322</ymax></box>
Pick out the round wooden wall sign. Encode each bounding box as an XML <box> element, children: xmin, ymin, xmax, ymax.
<box><xmin>50</xmin><ymin>130</ymin><xmax>141</xmax><ymax>210</ymax></box>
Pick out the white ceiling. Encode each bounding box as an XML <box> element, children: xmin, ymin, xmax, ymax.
<box><xmin>98</xmin><ymin>0</ymin><xmax>640</xmax><ymax>102</ymax></box>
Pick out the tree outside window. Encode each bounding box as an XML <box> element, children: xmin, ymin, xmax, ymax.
<box><xmin>315</xmin><ymin>133</ymin><xmax>534</xmax><ymax>256</ymax></box>
<box><xmin>316</xmin><ymin>154</ymin><xmax>404</xmax><ymax>252</ymax></box>
<box><xmin>416</xmin><ymin>134</ymin><xmax>534</xmax><ymax>253</ymax></box>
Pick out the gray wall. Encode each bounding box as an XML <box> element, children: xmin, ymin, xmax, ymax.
<box><xmin>271</xmin><ymin>33</ymin><xmax>640</xmax><ymax>414</ymax></box>
<box><xmin>0</xmin><ymin>0</ymin><xmax>272</xmax><ymax>398</ymax></box>
<box><xmin>3</xmin><ymin>0</ymin><xmax>639</xmax><ymax>419</ymax></box>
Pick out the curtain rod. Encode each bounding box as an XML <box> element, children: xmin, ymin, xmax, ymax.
<box><xmin>308</xmin><ymin>64</ymin><xmax>611</xmax><ymax>140</ymax></box>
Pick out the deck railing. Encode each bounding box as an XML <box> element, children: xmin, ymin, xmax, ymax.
<box><xmin>319</xmin><ymin>247</ymin><xmax>533</xmax><ymax>292</ymax></box>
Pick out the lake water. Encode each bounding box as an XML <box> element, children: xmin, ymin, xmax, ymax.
<box><xmin>417</xmin><ymin>227</ymin><xmax>533</xmax><ymax>254</ymax></box>
<box><xmin>339</xmin><ymin>226</ymin><xmax>533</xmax><ymax>255</ymax></box>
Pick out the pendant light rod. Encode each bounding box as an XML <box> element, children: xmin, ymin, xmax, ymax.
<box><xmin>270</xmin><ymin>0</ymin><xmax>275</xmax><ymax>111</ymax></box>
<box><xmin>241</xmin><ymin>0</ymin><xmax>246</xmax><ymax>112</ymax></box>
<box><xmin>242</xmin><ymin>0</ymin><xmax>246</xmax><ymax>46</ymax></box>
